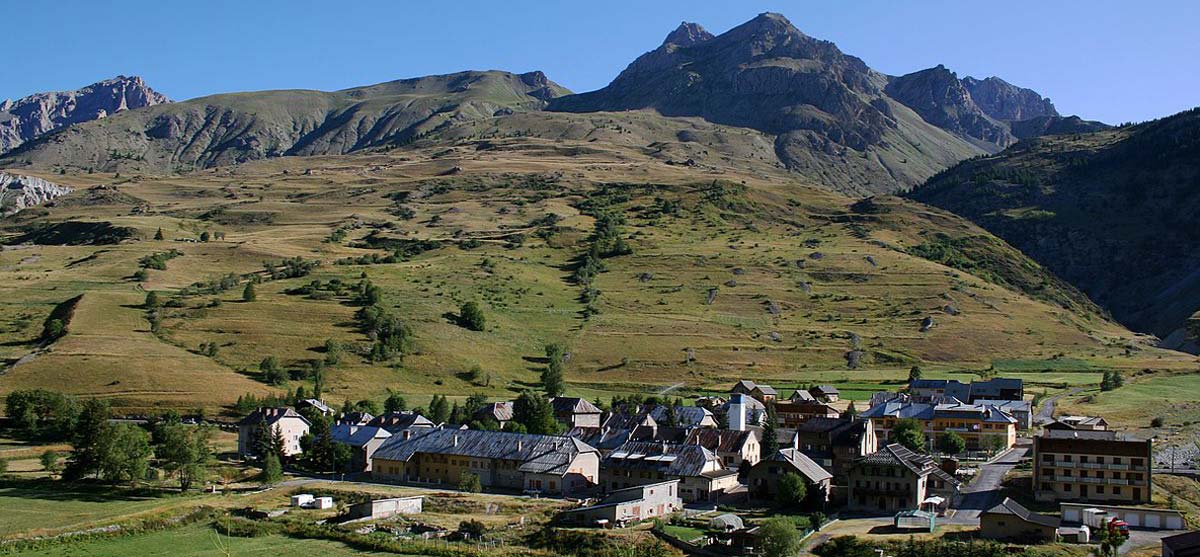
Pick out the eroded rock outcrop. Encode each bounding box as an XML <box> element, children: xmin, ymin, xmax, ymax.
<box><xmin>0</xmin><ymin>172</ymin><xmax>72</xmax><ymax>215</ymax></box>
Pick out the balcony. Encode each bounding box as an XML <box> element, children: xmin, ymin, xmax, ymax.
<box><xmin>1108</xmin><ymin>464</ymin><xmax>1129</xmax><ymax>471</ymax></box>
<box><xmin>1080</xmin><ymin>462</ymin><xmax>1104</xmax><ymax>470</ymax></box>
<box><xmin>1053</xmin><ymin>460</ymin><xmax>1075</xmax><ymax>468</ymax></box>
<box><xmin>852</xmin><ymin>485</ymin><xmax>913</xmax><ymax>496</ymax></box>
<box><xmin>1107</xmin><ymin>478</ymin><xmax>1129</xmax><ymax>486</ymax></box>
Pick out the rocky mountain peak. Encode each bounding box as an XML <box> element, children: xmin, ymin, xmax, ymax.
<box><xmin>663</xmin><ymin>22</ymin><xmax>713</xmax><ymax>47</ymax></box>
<box><xmin>0</xmin><ymin>75</ymin><xmax>169</xmax><ymax>154</ymax></box>
<box><xmin>962</xmin><ymin>75</ymin><xmax>1058</xmax><ymax>122</ymax></box>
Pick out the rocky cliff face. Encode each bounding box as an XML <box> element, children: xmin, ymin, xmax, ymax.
<box><xmin>961</xmin><ymin>76</ymin><xmax>1057</xmax><ymax>122</ymax></box>
<box><xmin>0</xmin><ymin>172</ymin><xmax>73</xmax><ymax>215</ymax></box>
<box><xmin>885</xmin><ymin>65</ymin><xmax>1012</xmax><ymax>148</ymax></box>
<box><xmin>0</xmin><ymin>76</ymin><xmax>169</xmax><ymax>154</ymax></box>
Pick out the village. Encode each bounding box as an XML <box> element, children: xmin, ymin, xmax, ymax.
<box><xmin>226</xmin><ymin>375</ymin><xmax>1197</xmax><ymax>556</ymax></box>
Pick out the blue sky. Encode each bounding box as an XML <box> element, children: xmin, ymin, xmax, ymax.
<box><xmin>2</xmin><ymin>0</ymin><xmax>1196</xmax><ymax>123</ymax></box>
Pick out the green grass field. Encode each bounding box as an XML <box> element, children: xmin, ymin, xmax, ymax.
<box><xmin>7</xmin><ymin>523</ymin><xmax>401</xmax><ymax>556</ymax></box>
<box><xmin>0</xmin><ymin>482</ymin><xmax>217</xmax><ymax>538</ymax></box>
<box><xmin>1058</xmin><ymin>372</ymin><xmax>1200</xmax><ymax>425</ymax></box>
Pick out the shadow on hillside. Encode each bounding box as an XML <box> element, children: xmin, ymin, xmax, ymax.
<box><xmin>0</xmin><ymin>478</ymin><xmax>175</xmax><ymax>503</ymax></box>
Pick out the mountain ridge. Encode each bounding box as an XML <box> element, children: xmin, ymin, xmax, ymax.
<box><xmin>0</xmin><ymin>75</ymin><xmax>168</xmax><ymax>154</ymax></box>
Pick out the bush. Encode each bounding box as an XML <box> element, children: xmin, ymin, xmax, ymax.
<box><xmin>458</xmin><ymin>301</ymin><xmax>486</xmax><ymax>331</ymax></box>
<box><xmin>776</xmin><ymin>472</ymin><xmax>808</xmax><ymax>507</ymax></box>
<box><xmin>758</xmin><ymin>517</ymin><xmax>801</xmax><ymax>557</ymax></box>
<box><xmin>1151</xmin><ymin>417</ymin><xmax>1165</xmax><ymax>428</ymax></box>
<box><xmin>458</xmin><ymin>471</ymin><xmax>482</xmax><ymax>493</ymax></box>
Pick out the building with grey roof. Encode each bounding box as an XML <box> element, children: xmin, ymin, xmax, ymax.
<box><xmin>846</xmin><ymin>443</ymin><xmax>961</xmax><ymax>513</ymax></box>
<box><xmin>791</xmin><ymin>417</ymin><xmax>878</xmax><ymax>479</ymax></box>
<box><xmin>371</xmin><ymin>429</ymin><xmax>600</xmax><ymax>497</ymax></box>
<box><xmin>471</xmin><ymin>401</ymin><xmax>513</xmax><ymax>428</ymax></box>
<box><xmin>746</xmin><ymin>447</ymin><xmax>833</xmax><ymax>503</ymax></box>
<box><xmin>368</xmin><ymin>411</ymin><xmax>436</xmax><ymax>434</ymax></box>
<box><xmin>330</xmin><ymin>424</ymin><xmax>393</xmax><ymax>472</ymax></box>
<box><xmin>980</xmin><ymin>497</ymin><xmax>1060</xmax><ymax>542</ymax></box>
<box><xmin>551</xmin><ymin>397</ymin><xmax>602</xmax><ymax>428</ymax></box>
<box><xmin>237</xmin><ymin>407</ymin><xmax>311</xmax><ymax>458</ymax></box>
<box><xmin>860</xmin><ymin>399</ymin><xmax>1017</xmax><ymax>451</ymax></box>
<box><xmin>601</xmin><ymin>440</ymin><xmax>740</xmax><ymax>503</ymax></box>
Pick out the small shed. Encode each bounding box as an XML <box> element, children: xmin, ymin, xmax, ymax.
<box><xmin>311</xmin><ymin>496</ymin><xmax>334</xmax><ymax>510</ymax></box>
<box><xmin>291</xmin><ymin>494</ymin><xmax>314</xmax><ymax>507</ymax></box>
<box><xmin>1059</xmin><ymin>525</ymin><xmax>1090</xmax><ymax>544</ymax></box>
<box><xmin>894</xmin><ymin>509</ymin><xmax>935</xmax><ymax>532</ymax></box>
<box><xmin>709</xmin><ymin>513</ymin><xmax>745</xmax><ymax>532</ymax></box>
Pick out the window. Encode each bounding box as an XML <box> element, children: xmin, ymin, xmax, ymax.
<box><xmin>1097</xmin><ymin>486</ymin><xmax>1105</xmax><ymax>494</ymax></box>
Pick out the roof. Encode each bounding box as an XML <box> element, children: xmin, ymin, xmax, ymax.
<box><xmin>760</xmin><ymin>448</ymin><xmax>833</xmax><ymax>484</ymax></box>
<box><xmin>908</xmin><ymin>378</ymin><xmax>1022</xmax><ymax>401</ymax></box>
<box><xmin>373</xmin><ymin>429</ymin><xmax>598</xmax><ymax>476</ymax></box>
<box><xmin>1056</xmin><ymin>415</ymin><xmax>1108</xmax><ymax>428</ymax></box>
<box><xmin>753</xmin><ymin>385</ymin><xmax>779</xmax><ymax>396</ymax></box>
<box><xmin>811</xmin><ymin>385</ymin><xmax>840</xmax><ymax>395</ymax></box>
<box><xmin>330</xmin><ymin>424</ymin><xmax>392</xmax><ymax>447</ymax></box>
<box><xmin>297</xmin><ymin>399</ymin><xmax>333</xmax><ymax>414</ymax></box>
<box><xmin>1041</xmin><ymin>429</ymin><xmax>1143</xmax><ymax>442</ymax></box>
<box><xmin>973</xmin><ymin>399</ymin><xmax>1032</xmax><ymax>412</ymax></box>
<box><xmin>1163</xmin><ymin>531</ymin><xmax>1200</xmax><ymax>556</ymax></box>
<box><xmin>789</xmin><ymin>390</ymin><xmax>815</xmax><ymax>402</ymax></box>
<box><xmin>646</xmin><ymin>405</ymin><xmax>713</xmax><ymax>428</ymax></box>
<box><xmin>862</xmin><ymin>400</ymin><xmax>1016</xmax><ymax>424</ymax></box>
<box><xmin>795</xmin><ymin>417</ymin><xmax>850</xmax><ymax>434</ymax></box>
<box><xmin>603</xmin><ymin>409</ymin><xmax>657</xmax><ymax>431</ymax></box>
<box><xmin>856</xmin><ymin>443</ymin><xmax>960</xmax><ymax>486</ymax></box>
<box><xmin>731</xmin><ymin>380</ymin><xmax>758</xmax><ymax>393</ymax></box>
<box><xmin>551</xmin><ymin>397</ymin><xmax>601</xmax><ymax>415</ymax></box>
<box><xmin>983</xmin><ymin>497</ymin><xmax>1061</xmax><ymax>528</ymax></box>
<box><xmin>603</xmin><ymin>440</ymin><xmax>724</xmax><ymax>478</ymax></box>
<box><xmin>238</xmin><ymin>407</ymin><xmax>311</xmax><ymax>427</ymax></box>
<box><xmin>567</xmin><ymin>426</ymin><xmax>632</xmax><ymax>451</ymax></box>
<box><xmin>684</xmin><ymin>428</ymin><xmax>756</xmax><ymax>454</ymax></box>
<box><xmin>336</xmin><ymin>411</ymin><xmax>375</xmax><ymax>426</ymax></box>
<box><xmin>473</xmin><ymin>401</ymin><xmax>513</xmax><ymax>423</ymax></box>
<box><xmin>369</xmin><ymin>412</ymin><xmax>435</xmax><ymax>432</ymax></box>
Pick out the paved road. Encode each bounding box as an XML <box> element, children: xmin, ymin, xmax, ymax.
<box><xmin>945</xmin><ymin>445</ymin><xmax>1028</xmax><ymax>525</ymax></box>
<box><xmin>1034</xmin><ymin>388</ymin><xmax>1083</xmax><ymax>425</ymax></box>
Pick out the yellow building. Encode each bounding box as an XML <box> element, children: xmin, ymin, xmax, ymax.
<box><xmin>372</xmin><ymin>429</ymin><xmax>599</xmax><ymax>497</ymax></box>
<box><xmin>862</xmin><ymin>400</ymin><xmax>1017</xmax><ymax>452</ymax></box>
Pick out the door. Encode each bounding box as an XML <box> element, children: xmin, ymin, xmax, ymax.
<box><xmin>1145</xmin><ymin>514</ymin><xmax>1160</xmax><ymax>529</ymax></box>
<box><xmin>1124</xmin><ymin>513</ymin><xmax>1140</xmax><ymax>527</ymax></box>
<box><xmin>1081</xmin><ymin>485</ymin><xmax>1088</xmax><ymax>498</ymax></box>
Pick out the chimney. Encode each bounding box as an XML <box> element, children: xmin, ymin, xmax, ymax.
<box><xmin>403</xmin><ymin>430</ymin><xmax>412</xmax><ymax>440</ymax></box>
<box><xmin>453</xmin><ymin>434</ymin><xmax>459</xmax><ymax>447</ymax></box>
<box><xmin>729</xmin><ymin>394</ymin><xmax>747</xmax><ymax>432</ymax></box>
<box><xmin>792</xmin><ymin>432</ymin><xmax>800</xmax><ymax>451</ymax></box>
<box><xmin>517</xmin><ymin>439</ymin><xmax>523</xmax><ymax>452</ymax></box>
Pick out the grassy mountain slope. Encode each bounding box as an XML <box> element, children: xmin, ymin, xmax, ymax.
<box><xmin>1</xmin><ymin>137</ymin><xmax>1189</xmax><ymax>415</ymax></box>
<box><xmin>0</xmin><ymin>71</ymin><xmax>567</xmax><ymax>173</ymax></box>
<box><xmin>909</xmin><ymin>107</ymin><xmax>1200</xmax><ymax>346</ymax></box>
